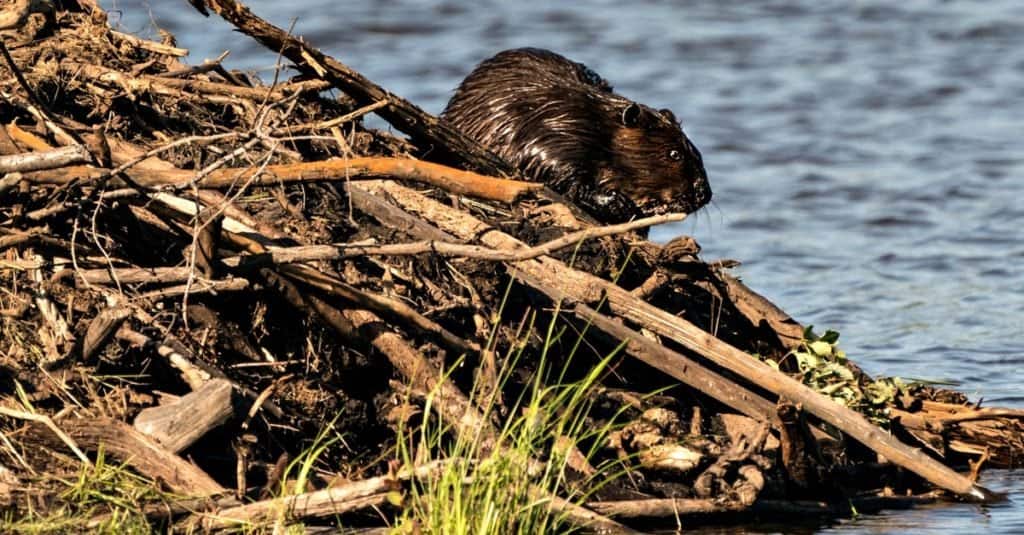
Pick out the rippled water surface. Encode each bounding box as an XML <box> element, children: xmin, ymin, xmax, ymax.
<box><xmin>107</xmin><ymin>1</ymin><xmax>1023</xmax><ymax>531</ymax></box>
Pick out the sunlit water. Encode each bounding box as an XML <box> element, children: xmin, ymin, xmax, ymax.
<box><xmin>106</xmin><ymin>1</ymin><xmax>1024</xmax><ymax>531</ymax></box>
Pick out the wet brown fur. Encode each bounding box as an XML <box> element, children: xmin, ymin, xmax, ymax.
<box><xmin>442</xmin><ymin>47</ymin><xmax>711</xmax><ymax>220</ymax></box>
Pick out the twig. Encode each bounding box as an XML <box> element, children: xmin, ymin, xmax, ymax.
<box><xmin>223</xmin><ymin>213</ymin><xmax>684</xmax><ymax>267</ymax></box>
<box><xmin>109</xmin><ymin>30</ymin><xmax>189</xmax><ymax>57</ymax></box>
<box><xmin>356</xmin><ymin>179</ymin><xmax>995</xmax><ymax>502</ymax></box>
<box><xmin>134</xmin><ymin>277</ymin><xmax>249</xmax><ymax>300</ymax></box>
<box><xmin>280</xmin><ymin>263</ymin><xmax>481</xmax><ymax>356</ymax></box>
<box><xmin>190</xmin><ymin>0</ymin><xmax>513</xmax><ymax>176</ymax></box>
<box><xmin>117</xmin><ymin>311</ymin><xmax>285</xmax><ymax>420</ymax></box>
<box><xmin>273</xmin><ymin>99</ymin><xmax>389</xmax><ymax>136</ymax></box>
<box><xmin>0</xmin><ymin>406</ymin><xmax>89</xmax><ymax>463</ymax></box>
<box><xmin>116</xmin><ymin>326</ymin><xmax>212</xmax><ymax>389</ymax></box>
<box><xmin>63</xmin><ymin>62</ymin><xmax>327</xmax><ymax>101</ymax></box>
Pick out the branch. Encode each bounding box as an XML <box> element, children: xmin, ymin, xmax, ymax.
<box><xmin>224</xmin><ymin>212</ymin><xmax>685</xmax><ymax>267</ymax></box>
<box><xmin>0</xmin><ymin>144</ymin><xmax>90</xmax><ymax>173</ymax></box>
<box><xmin>20</xmin><ymin>157</ymin><xmax>541</xmax><ymax>203</ymax></box>
<box><xmin>356</xmin><ymin>179</ymin><xmax>995</xmax><ymax>502</ymax></box>
<box><xmin>25</xmin><ymin>417</ymin><xmax>224</xmax><ymax>495</ymax></box>
<box><xmin>190</xmin><ymin>0</ymin><xmax>513</xmax><ymax>176</ymax></box>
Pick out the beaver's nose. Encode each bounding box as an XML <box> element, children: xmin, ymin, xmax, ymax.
<box><xmin>693</xmin><ymin>177</ymin><xmax>712</xmax><ymax>207</ymax></box>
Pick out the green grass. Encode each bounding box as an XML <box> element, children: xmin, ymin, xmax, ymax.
<box><xmin>2</xmin><ymin>450</ymin><xmax>168</xmax><ymax>534</ymax></box>
<box><xmin>2</xmin><ymin>280</ymin><xmax>632</xmax><ymax>534</ymax></box>
<box><xmin>391</xmin><ymin>298</ymin><xmax>629</xmax><ymax>535</ymax></box>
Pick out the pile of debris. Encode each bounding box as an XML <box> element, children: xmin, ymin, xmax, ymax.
<box><xmin>0</xmin><ymin>0</ymin><xmax>1020</xmax><ymax>532</ymax></box>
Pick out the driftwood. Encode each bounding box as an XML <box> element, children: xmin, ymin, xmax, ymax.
<box><xmin>80</xmin><ymin>306</ymin><xmax>132</xmax><ymax>360</ymax></box>
<box><xmin>187</xmin><ymin>475</ymin><xmax>395</xmax><ymax>530</ymax></box>
<box><xmin>134</xmin><ymin>379</ymin><xmax>236</xmax><ymax>453</ymax></box>
<box><xmin>589</xmin><ymin>492</ymin><xmax>942</xmax><ymax>519</ymax></box>
<box><xmin>893</xmin><ymin>401</ymin><xmax>1024</xmax><ymax>469</ymax></box>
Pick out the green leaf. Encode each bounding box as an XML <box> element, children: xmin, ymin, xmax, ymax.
<box><xmin>803</xmin><ymin>325</ymin><xmax>816</xmax><ymax>340</ymax></box>
<box><xmin>808</xmin><ymin>341</ymin><xmax>833</xmax><ymax>357</ymax></box>
<box><xmin>820</xmin><ymin>330</ymin><xmax>840</xmax><ymax>344</ymax></box>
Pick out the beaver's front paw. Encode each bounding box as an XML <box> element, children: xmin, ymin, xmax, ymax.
<box><xmin>575</xmin><ymin>187</ymin><xmax>640</xmax><ymax>224</ymax></box>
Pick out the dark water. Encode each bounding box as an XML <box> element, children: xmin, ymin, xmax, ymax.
<box><xmin>106</xmin><ymin>1</ymin><xmax>1023</xmax><ymax>531</ymax></box>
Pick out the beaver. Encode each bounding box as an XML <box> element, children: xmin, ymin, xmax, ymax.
<box><xmin>442</xmin><ymin>47</ymin><xmax>711</xmax><ymax>223</ymax></box>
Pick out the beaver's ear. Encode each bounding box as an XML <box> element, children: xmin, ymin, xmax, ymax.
<box><xmin>621</xmin><ymin>103</ymin><xmax>642</xmax><ymax>127</ymax></box>
<box><xmin>659</xmin><ymin>108</ymin><xmax>679</xmax><ymax>126</ymax></box>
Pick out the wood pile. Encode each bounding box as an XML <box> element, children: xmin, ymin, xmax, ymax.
<box><xmin>0</xmin><ymin>0</ymin><xmax>1020</xmax><ymax>531</ymax></box>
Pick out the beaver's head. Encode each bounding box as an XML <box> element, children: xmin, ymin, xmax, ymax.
<box><xmin>600</xmin><ymin>103</ymin><xmax>711</xmax><ymax>215</ymax></box>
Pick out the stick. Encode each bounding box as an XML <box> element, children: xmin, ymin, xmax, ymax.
<box><xmin>280</xmin><ymin>264</ymin><xmax>481</xmax><ymax>356</ymax></box>
<box><xmin>541</xmin><ymin>491</ymin><xmax>644</xmax><ymax>535</ymax></box>
<box><xmin>0</xmin><ymin>406</ymin><xmax>89</xmax><ymax>463</ymax></box>
<box><xmin>588</xmin><ymin>493</ymin><xmax>942</xmax><ymax>519</ymax></box>
<box><xmin>0</xmin><ymin>145</ymin><xmax>91</xmax><ymax>173</ymax></box>
<box><xmin>574</xmin><ymin>304</ymin><xmax>780</xmax><ymax>425</ymax></box>
<box><xmin>62</xmin><ymin>62</ymin><xmax>327</xmax><ymax>101</ymax></box>
<box><xmin>182</xmin><ymin>461</ymin><xmax>446</xmax><ymax>530</ymax></box>
<box><xmin>358</xmin><ymin>179</ymin><xmax>993</xmax><ymax>502</ymax></box>
<box><xmin>108</xmin><ymin>30</ymin><xmax>189</xmax><ymax>57</ymax></box>
<box><xmin>80</xmin><ymin>306</ymin><xmax>132</xmax><ymax>360</ymax></box>
<box><xmin>20</xmin><ymin>157</ymin><xmax>541</xmax><ymax>203</ymax></box>
<box><xmin>225</xmin><ymin>213</ymin><xmax>684</xmax><ymax>266</ymax></box>
<box><xmin>190</xmin><ymin>0</ymin><xmax>514</xmax><ymax>176</ymax></box>
<box><xmin>116</xmin><ymin>314</ymin><xmax>284</xmax><ymax>420</ymax></box>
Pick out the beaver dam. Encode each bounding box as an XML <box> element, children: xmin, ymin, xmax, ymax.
<box><xmin>0</xmin><ymin>1</ymin><xmax>1021</xmax><ymax>533</ymax></box>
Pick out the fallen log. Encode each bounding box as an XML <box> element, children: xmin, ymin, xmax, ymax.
<box><xmin>25</xmin><ymin>417</ymin><xmax>224</xmax><ymax>496</ymax></box>
<box><xmin>356</xmin><ymin>179</ymin><xmax>993</xmax><ymax>501</ymax></box>
<box><xmin>134</xmin><ymin>378</ymin><xmax>236</xmax><ymax>453</ymax></box>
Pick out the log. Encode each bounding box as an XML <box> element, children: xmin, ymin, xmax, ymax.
<box><xmin>134</xmin><ymin>379</ymin><xmax>235</xmax><ymax>453</ymax></box>
<box><xmin>588</xmin><ymin>493</ymin><xmax>941</xmax><ymax>519</ymax></box>
<box><xmin>356</xmin><ymin>179</ymin><xmax>993</xmax><ymax>502</ymax></box>
<box><xmin>27</xmin><ymin>417</ymin><xmax>224</xmax><ymax>495</ymax></box>
<box><xmin>194</xmin><ymin>489</ymin><xmax>388</xmax><ymax>530</ymax></box>
<box><xmin>575</xmin><ymin>304</ymin><xmax>780</xmax><ymax>426</ymax></box>
<box><xmin>589</xmin><ymin>497</ymin><xmax>744</xmax><ymax>518</ymax></box>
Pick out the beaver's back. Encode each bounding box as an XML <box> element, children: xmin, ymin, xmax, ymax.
<box><xmin>441</xmin><ymin>48</ymin><xmax>627</xmax><ymax>192</ymax></box>
<box><xmin>442</xmin><ymin>48</ymin><xmax>711</xmax><ymax>222</ymax></box>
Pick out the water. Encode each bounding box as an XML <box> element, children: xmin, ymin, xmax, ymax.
<box><xmin>106</xmin><ymin>1</ymin><xmax>1023</xmax><ymax>531</ymax></box>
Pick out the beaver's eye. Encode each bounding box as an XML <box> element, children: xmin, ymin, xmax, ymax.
<box><xmin>669</xmin><ymin>149</ymin><xmax>682</xmax><ymax>161</ymax></box>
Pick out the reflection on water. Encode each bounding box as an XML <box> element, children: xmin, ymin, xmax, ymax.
<box><xmin>106</xmin><ymin>1</ymin><xmax>1023</xmax><ymax>532</ymax></box>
